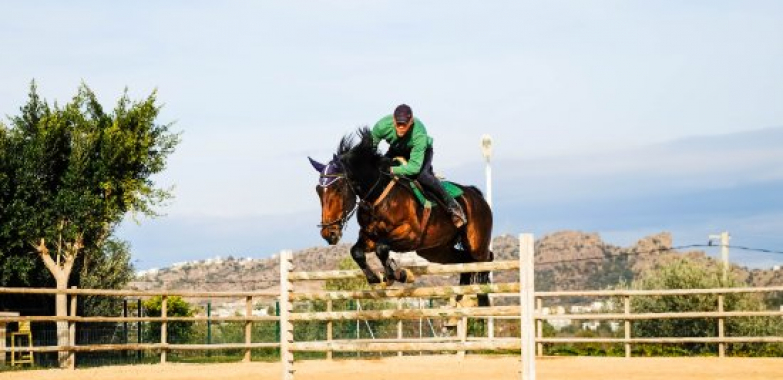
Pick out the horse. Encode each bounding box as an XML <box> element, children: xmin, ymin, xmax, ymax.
<box><xmin>309</xmin><ymin>127</ymin><xmax>494</xmax><ymax>306</ymax></box>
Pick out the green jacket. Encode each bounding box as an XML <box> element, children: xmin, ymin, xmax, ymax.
<box><xmin>371</xmin><ymin>115</ymin><xmax>434</xmax><ymax>176</ymax></box>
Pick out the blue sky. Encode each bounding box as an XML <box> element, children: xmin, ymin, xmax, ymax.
<box><xmin>1</xmin><ymin>1</ymin><xmax>782</xmax><ymax>270</ymax></box>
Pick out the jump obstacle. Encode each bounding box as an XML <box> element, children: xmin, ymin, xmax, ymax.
<box><xmin>279</xmin><ymin>233</ymin><xmax>537</xmax><ymax>380</ymax></box>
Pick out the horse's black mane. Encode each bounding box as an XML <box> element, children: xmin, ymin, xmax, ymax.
<box><xmin>337</xmin><ymin>127</ymin><xmax>380</xmax><ymax>160</ymax></box>
<box><xmin>335</xmin><ymin>127</ymin><xmax>389</xmax><ymax>196</ymax></box>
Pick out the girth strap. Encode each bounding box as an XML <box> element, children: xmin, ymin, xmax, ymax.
<box><xmin>417</xmin><ymin>202</ymin><xmax>432</xmax><ymax>247</ymax></box>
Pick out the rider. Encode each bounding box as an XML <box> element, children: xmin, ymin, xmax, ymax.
<box><xmin>371</xmin><ymin>104</ymin><xmax>467</xmax><ymax>228</ymax></box>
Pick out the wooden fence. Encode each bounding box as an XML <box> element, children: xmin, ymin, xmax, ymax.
<box><xmin>1</xmin><ymin>232</ymin><xmax>782</xmax><ymax>380</ymax></box>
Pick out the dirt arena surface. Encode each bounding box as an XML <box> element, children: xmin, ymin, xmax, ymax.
<box><xmin>3</xmin><ymin>355</ymin><xmax>783</xmax><ymax>380</ymax></box>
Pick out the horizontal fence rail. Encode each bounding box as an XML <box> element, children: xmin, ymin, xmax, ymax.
<box><xmin>535</xmin><ymin>286</ymin><xmax>783</xmax><ymax>297</ymax></box>
<box><xmin>291</xmin><ymin>283</ymin><xmax>521</xmax><ymax>301</ymax></box>
<box><xmin>288</xmin><ymin>305</ymin><xmax>521</xmax><ymax>321</ymax></box>
<box><xmin>289</xmin><ymin>261</ymin><xmax>520</xmax><ymax>281</ymax></box>
<box><xmin>0</xmin><ymin>287</ymin><xmax>278</xmax><ymax>298</ymax></box>
<box><xmin>0</xmin><ymin>342</ymin><xmax>281</xmax><ymax>354</ymax></box>
<box><xmin>290</xmin><ymin>340</ymin><xmax>522</xmax><ymax>352</ymax></box>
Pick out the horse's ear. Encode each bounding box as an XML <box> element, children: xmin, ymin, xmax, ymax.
<box><xmin>308</xmin><ymin>157</ymin><xmax>326</xmax><ymax>172</ymax></box>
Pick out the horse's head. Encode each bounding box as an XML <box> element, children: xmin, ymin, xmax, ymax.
<box><xmin>308</xmin><ymin>155</ymin><xmax>357</xmax><ymax>245</ymax></box>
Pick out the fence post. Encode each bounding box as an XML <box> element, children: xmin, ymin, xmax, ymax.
<box><xmin>280</xmin><ymin>250</ymin><xmax>294</xmax><ymax>380</ymax></box>
<box><xmin>718</xmin><ymin>294</ymin><xmax>725</xmax><ymax>358</ymax></box>
<box><xmin>123</xmin><ymin>299</ymin><xmax>129</xmax><ymax>361</ymax></box>
<box><xmin>69</xmin><ymin>286</ymin><xmax>77</xmax><ymax>370</ymax></box>
<box><xmin>536</xmin><ymin>297</ymin><xmax>543</xmax><ymax>357</ymax></box>
<box><xmin>207</xmin><ymin>302</ymin><xmax>212</xmax><ymax>348</ymax></box>
<box><xmin>137</xmin><ymin>299</ymin><xmax>142</xmax><ymax>362</ymax></box>
<box><xmin>624</xmin><ymin>296</ymin><xmax>631</xmax><ymax>358</ymax></box>
<box><xmin>458</xmin><ymin>312</ymin><xmax>467</xmax><ymax>359</ymax></box>
<box><xmin>519</xmin><ymin>233</ymin><xmax>536</xmax><ymax>380</ymax></box>
<box><xmin>397</xmin><ymin>298</ymin><xmax>403</xmax><ymax>357</ymax></box>
<box><xmin>327</xmin><ymin>299</ymin><xmax>333</xmax><ymax>360</ymax></box>
<box><xmin>244</xmin><ymin>295</ymin><xmax>252</xmax><ymax>362</ymax></box>
<box><xmin>161</xmin><ymin>295</ymin><xmax>167</xmax><ymax>364</ymax></box>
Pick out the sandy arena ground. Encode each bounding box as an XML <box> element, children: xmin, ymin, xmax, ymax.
<box><xmin>3</xmin><ymin>355</ymin><xmax>783</xmax><ymax>380</ymax></box>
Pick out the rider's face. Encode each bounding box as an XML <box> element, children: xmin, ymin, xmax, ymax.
<box><xmin>394</xmin><ymin>118</ymin><xmax>413</xmax><ymax>138</ymax></box>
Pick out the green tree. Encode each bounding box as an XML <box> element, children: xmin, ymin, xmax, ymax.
<box><xmin>143</xmin><ymin>296</ymin><xmax>195</xmax><ymax>344</ymax></box>
<box><xmin>0</xmin><ymin>82</ymin><xmax>179</xmax><ymax>313</ymax></box>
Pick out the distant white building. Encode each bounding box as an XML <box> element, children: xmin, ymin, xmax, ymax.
<box><xmin>582</xmin><ymin>321</ymin><xmax>600</xmax><ymax>331</ymax></box>
<box><xmin>136</xmin><ymin>268</ymin><xmax>159</xmax><ymax>277</ymax></box>
<box><xmin>570</xmin><ymin>305</ymin><xmax>590</xmax><ymax>314</ymax></box>
<box><xmin>541</xmin><ymin>306</ymin><xmax>571</xmax><ymax>331</ymax></box>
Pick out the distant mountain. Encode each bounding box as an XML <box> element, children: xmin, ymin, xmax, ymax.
<box><xmin>128</xmin><ymin>231</ymin><xmax>783</xmax><ymax>296</ymax></box>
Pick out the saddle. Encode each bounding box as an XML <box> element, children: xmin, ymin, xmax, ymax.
<box><xmin>390</xmin><ymin>157</ymin><xmax>463</xmax><ymax>208</ymax></box>
<box><xmin>406</xmin><ymin>180</ymin><xmax>464</xmax><ymax>208</ymax></box>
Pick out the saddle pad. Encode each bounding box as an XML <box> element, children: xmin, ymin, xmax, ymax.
<box><xmin>410</xmin><ymin>181</ymin><xmax>464</xmax><ymax>207</ymax></box>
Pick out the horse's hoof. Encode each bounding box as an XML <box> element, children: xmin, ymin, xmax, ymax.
<box><xmin>378</xmin><ymin>271</ymin><xmax>395</xmax><ymax>287</ymax></box>
<box><xmin>397</xmin><ymin>269</ymin><xmax>415</xmax><ymax>283</ymax></box>
<box><xmin>373</xmin><ymin>281</ymin><xmax>387</xmax><ymax>290</ymax></box>
<box><xmin>366</xmin><ymin>272</ymin><xmax>382</xmax><ymax>284</ymax></box>
<box><xmin>458</xmin><ymin>295</ymin><xmax>478</xmax><ymax>308</ymax></box>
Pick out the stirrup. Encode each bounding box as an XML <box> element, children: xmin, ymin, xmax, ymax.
<box><xmin>449</xmin><ymin>203</ymin><xmax>466</xmax><ymax>228</ymax></box>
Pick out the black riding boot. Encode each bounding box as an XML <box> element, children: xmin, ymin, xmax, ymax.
<box><xmin>415</xmin><ymin>147</ymin><xmax>467</xmax><ymax>228</ymax></box>
<box><xmin>420</xmin><ymin>176</ymin><xmax>466</xmax><ymax>228</ymax></box>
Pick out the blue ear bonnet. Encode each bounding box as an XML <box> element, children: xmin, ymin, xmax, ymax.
<box><xmin>319</xmin><ymin>159</ymin><xmax>344</xmax><ymax>187</ymax></box>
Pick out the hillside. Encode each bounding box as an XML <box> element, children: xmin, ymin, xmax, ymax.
<box><xmin>128</xmin><ymin>230</ymin><xmax>783</xmax><ymax>294</ymax></box>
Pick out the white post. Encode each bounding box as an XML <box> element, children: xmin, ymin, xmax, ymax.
<box><xmin>709</xmin><ymin>232</ymin><xmax>731</xmax><ymax>284</ymax></box>
<box><xmin>481</xmin><ymin>134</ymin><xmax>495</xmax><ymax>339</ymax></box>
<box><xmin>280</xmin><ymin>250</ymin><xmax>294</xmax><ymax>380</ymax></box>
<box><xmin>519</xmin><ymin>233</ymin><xmax>536</xmax><ymax>380</ymax></box>
<box><xmin>480</xmin><ymin>134</ymin><xmax>493</xmax><ymax>209</ymax></box>
<box><xmin>721</xmin><ymin>232</ymin><xmax>730</xmax><ymax>283</ymax></box>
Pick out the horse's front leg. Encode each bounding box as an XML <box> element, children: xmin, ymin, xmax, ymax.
<box><xmin>377</xmin><ymin>242</ymin><xmax>416</xmax><ymax>286</ymax></box>
<box><xmin>350</xmin><ymin>236</ymin><xmax>381</xmax><ymax>284</ymax></box>
<box><xmin>375</xmin><ymin>242</ymin><xmax>396</xmax><ymax>286</ymax></box>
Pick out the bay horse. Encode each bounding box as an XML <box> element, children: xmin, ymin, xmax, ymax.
<box><xmin>309</xmin><ymin>127</ymin><xmax>494</xmax><ymax>306</ymax></box>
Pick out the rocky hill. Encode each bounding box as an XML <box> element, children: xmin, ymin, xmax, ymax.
<box><xmin>128</xmin><ymin>231</ymin><xmax>783</xmax><ymax>294</ymax></box>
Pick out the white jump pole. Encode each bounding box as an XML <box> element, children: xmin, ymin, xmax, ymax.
<box><xmin>519</xmin><ymin>233</ymin><xmax>536</xmax><ymax>380</ymax></box>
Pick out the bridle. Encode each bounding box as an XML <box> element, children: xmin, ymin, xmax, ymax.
<box><xmin>316</xmin><ymin>163</ymin><xmax>358</xmax><ymax>231</ymax></box>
